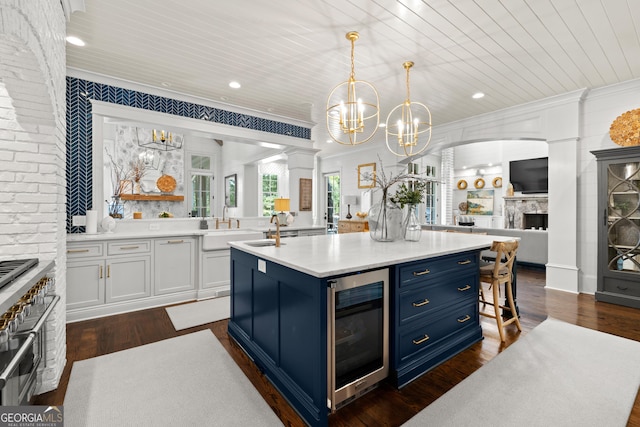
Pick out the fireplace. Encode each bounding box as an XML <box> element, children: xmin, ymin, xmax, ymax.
<box><xmin>523</xmin><ymin>213</ymin><xmax>548</xmax><ymax>230</ymax></box>
<box><xmin>504</xmin><ymin>196</ymin><xmax>548</xmax><ymax>229</ymax></box>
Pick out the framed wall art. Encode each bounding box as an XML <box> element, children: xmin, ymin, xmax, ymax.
<box><xmin>358</xmin><ymin>163</ymin><xmax>376</xmax><ymax>188</ymax></box>
<box><xmin>299</xmin><ymin>178</ymin><xmax>312</xmax><ymax>211</ymax></box>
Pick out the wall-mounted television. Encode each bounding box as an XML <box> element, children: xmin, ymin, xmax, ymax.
<box><xmin>509</xmin><ymin>157</ymin><xmax>548</xmax><ymax>194</ymax></box>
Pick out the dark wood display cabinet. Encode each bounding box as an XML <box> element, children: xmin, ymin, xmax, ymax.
<box><xmin>592</xmin><ymin>146</ymin><xmax>640</xmax><ymax>308</ymax></box>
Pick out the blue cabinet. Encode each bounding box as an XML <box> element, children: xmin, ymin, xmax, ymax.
<box><xmin>391</xmin><ymin>251</ymin><xmax>483</xmax><ymax>388</ymax></box>
<box><xmin>228</xmin><ymin>248</ymin><xmax>329</xmax><ymax>426</ymax></box>
<box><xmin>229</xmin><ymin>248</ymin><xmax>484</xmax><ymax>426</ymax></box>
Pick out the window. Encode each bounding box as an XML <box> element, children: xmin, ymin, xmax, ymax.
<box><xmin>188</xmin><ymin>153</ymin><xmax>213</xmax><ymax>217</ymax></box>
<box><xmin>259</xmin><ymin>162</ymin><xmax>289</xmax><ymax>217</ymax></box>
<box><xmin>262</xmin><ymin>174</ymin><xmax>278</xmax><ymax>216</ymax></box>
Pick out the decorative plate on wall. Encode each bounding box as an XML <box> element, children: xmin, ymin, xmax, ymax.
<box><xmin>610</xmin><ymin>108</ymin><xmax>640</xmax><ymax>146</ymax></box>
<box><xmin>156</xmin><ymin>174</ymin><xmax>176</xmax><ymax>193</ymax></box>
<box><xmin>493</xmin><ymin>177</ymin><xmax>502</xmax><ymax>188</ymax></box>
<box><xmin>474</xmin><ymin>178</ymin><xmax>485</xmax><ymax>189</ymax></box>
<box><xmin>457</xmin><ymin>179</ymin><xmax>468</xmax><ymax>190</ymax></box>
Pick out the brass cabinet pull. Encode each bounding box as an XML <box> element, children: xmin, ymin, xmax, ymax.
<box><xmin>413</xmin><ymin>269</ymin><xmax>430</xmax><ymax>276</ymax></box>
<box><xmin>167</xmin><ymin>240</ymin><xmax>184</xmax><ymax>244</ymax></box>
<box><xmin>457</xmin><ymin>284</ymin><xmax>471</xmax><ymax>291</ymax></box>
<box><xmin>412</xmin><ymin>299</ymin><xmax>430</xmax><ymax>307</ymax></box>
<box><xmin>99</xmin><ymin>265</ymin><xmax>103</xmax><ymax>279</ymax></box>
<box><xmin>457</xmin><ymin>315</ymin><xmax>471</xmax><ymax>323</ymax></box>
<box><xmin>107</xmin><ymin>265</ymin><xmax>110</xmax><ymax>278</ymax></box>
<box><xmin>457</xmin><ymin>259</ymin><xmax>472</xmax><ymax>265</ymax></box>
<box><xmin>67</xmin><ymin>249</ymin><xmax>89</xmax><ymax>253</ymax></box>
<box><xmin>119</xmin><ymin>245</ymin><xmax>140</xmax><ymax>250</ymax></box>
<box><xmin>412</xmin><ymin>334</ymin><xmax>430</xmax><ymax>345</ymax></box>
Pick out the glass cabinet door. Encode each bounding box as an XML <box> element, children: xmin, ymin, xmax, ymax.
<box><xmin>607</xmin><ymin>161</ymin><xmax>640</xmax><ymax>272</ymax></box>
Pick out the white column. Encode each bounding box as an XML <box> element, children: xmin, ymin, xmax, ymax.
<box><xmin>286</xmin><ymin>148</ymin><xmax>319</xmax><ymax>226</ymax></box>
<box><xmin>545</xmin><ymin>136</ymin><xmax>579</xmax><ymax>292</ymax></box>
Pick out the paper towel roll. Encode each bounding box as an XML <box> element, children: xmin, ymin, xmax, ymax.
<box><xmin>86</xmin><ymin>210</ymin><xmax>97</xmax><ymax>234</ymax></box>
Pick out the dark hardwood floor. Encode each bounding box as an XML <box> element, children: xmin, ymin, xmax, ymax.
<box><xmin>35</xmin><ymin>267</ymin><xmax>640</xmax><ymax>426</ymax></box>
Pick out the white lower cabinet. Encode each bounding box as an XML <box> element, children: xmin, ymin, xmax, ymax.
<box><xmin>67</xmin><ymin>258</ymin><xmax>105</xmax><ymax>310</ymax></box>
<box><xmin>153</xmin><ymin>237</ymin><xmax>196</xmax><ymax>295</ymax></box>
<box><xmin>105</xmin><ymin>256</ymin><xmax>151</xmax><ymax>303</ymax></box>
<box><xmin>67</xmin><ymin>240</ymin><xmax>152</xmax><ymax>312</ymax></box>
<box><xmin>202</xmin><ymin>250</ymin><xmax>230</xmax><ymax>290</ymax></box>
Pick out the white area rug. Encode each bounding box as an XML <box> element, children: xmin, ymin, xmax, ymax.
<box><xmin>64</xmin><ymin>330</ymin><xmax>282</xmax><ymax>427</ymax></box>
<box><xmin>403</xmin><ymin>318</ymin><xmax>640</xmax><ymax>427</ymax></box>
<box><xmin>165</xmin><ymin>296</ymin><xmax>230</xmax><ymax>330</ymax></box>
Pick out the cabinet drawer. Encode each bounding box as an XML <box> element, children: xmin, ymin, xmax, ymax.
<box><xmin>107</xmin><ymin>240</ymin><xmax>151</xmax><ymax>256</ymax></box>
<box><xmin>398</xmin><ymin>301</ymin><xmax>477</xmax><ymax>362</ymax></box>
<box><xmin>399</xmin><ymin>274</ymin><xmax>477</xmax><ymax>325</ymax></box>
<box><xmin>399</xmin><ymin>253</ymin><xmax>477</xmax><ymax>287</ymax></box>
<box><xmin>67</xmin><ymin>243</ymin><xmax>104</xmax><ymax>259</ymax></box>
<box><xmin>603</xmin><ymin>276</ymin><xmax>640</xmax><ymax>298</ymax></box>
<box><xmin>338</xmin><ymin>222</ymin><xmax>351</xmax><ymax>233</ymax></box>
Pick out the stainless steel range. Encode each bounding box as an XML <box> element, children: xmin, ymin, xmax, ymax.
<box><xmin>0</xmin><ymin>259</ymin><xmax>58</xmax><ymax>405</ymax></box>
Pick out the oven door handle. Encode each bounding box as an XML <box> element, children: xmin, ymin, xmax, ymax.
<box><xmin>0</xmin><ymin>333</ymin><xmax>35</xmax><ymax>389</ymax></box>
<box><xmin>29</xmin><ymin>295</ymin><xmax>60</xmax><ymax>334</ymax></box>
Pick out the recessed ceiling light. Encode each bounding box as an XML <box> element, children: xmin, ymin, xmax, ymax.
<box><xmin>66</xmin><ymin>36</ymin><xmax>85</xmax><ymax>46</ymax></box>
<box><xmin>326</xmin><ymin>139</ymin><xmax>333</xmax><ymax>144</ymax></box>
<box><xmin>472</xmin><ymin>92</ymin><xmax>485</xmax><ymax>99</ymax></box>
<box><xmin>378</xmin><ymin>123</ymin><xmax>386</xmax><ymax>128</ymax></box>
<box><xmin>229</xmin><ymin>81</ymin><xmax>241</xmax><ymax>89</ymax></box>
<box><xmin>220</xmin><ymin>96</ymin><xmax>229</xmax><ymax>101</ymax></box>
<box><xmin>160</xmin><ymin>82</ymin><xmax>171</xmax><ymax>87</ymax></box>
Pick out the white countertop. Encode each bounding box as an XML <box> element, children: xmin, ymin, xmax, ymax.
<box><xmin>66</xmin><ymin>225</ymin><xmax>326</xmax><ymax>242</ymax></box>
<box><xmin>229</xmin><ymin>230</ymin><xmax>519</xmax><ymax>278</ymax></box>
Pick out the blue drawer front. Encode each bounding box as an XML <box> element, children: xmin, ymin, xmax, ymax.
<box><xmin>398</xmin><ymin>301</ymin><xmax>478</xmax><ymax>362</ymax></box>
<box><xmin>398</xmin><ymin>252</ymin><xmax>477</xmax><ymax>287</ymax></box>
<box><xmin>399</xmin><ymin>273</ymin><xmax>477</xmax><ymax>325</ymax></box>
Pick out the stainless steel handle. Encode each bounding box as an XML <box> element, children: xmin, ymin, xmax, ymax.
<box><xmin>99</xmin><ymin>265</ymin><xmax>103</xmax><ymax>279</ymax></box>
<box><xmin>413</xmin><ymin>269</ymin><xmax>430</xmax><ymax>276</ymax></box>
<box><xmin>412</xmin><ymin>299</ymin><xmax>430</xmax><ymax>307</ymax></box>
<box><xmin>119</xmin><ymin>245</ymin><xmax>140</xmax><ymax>250</ymax></box>
<box><xmin>29</xmin><ymin>295</ymin><xmax>59</xmax><ymax>333</ymax></box>
<box><xmin>167</xmin><ymin>240</ymin><xmax>184</xmax><ymax>244</ymax></box>
<box><xmin>457</xmin><ymin>314</ymin><xmax>471</xmax><ymax>323</ymax></box>
<box><xmin>0</xmin><ymin>333</ymin><xmax>35</xmax><ymax>388</ymax></box>
<box><xmin>67</xmin><ymin>249</ymin><xmax>89</xmax><ymax>253</ymax></box>
<box><xmin>412</xmin><ymin>334</ymin><xmax>430</xmax><ymax>345</ymax></box>
<box><xmin>457</xmin><ymin>284</ymin><xmax>471</xmax><ymax>291</ymax></box>
<box><xmin>457</xmin><ymin>259</ymin><xmax>472</xmax><ymax>265</ymax></box>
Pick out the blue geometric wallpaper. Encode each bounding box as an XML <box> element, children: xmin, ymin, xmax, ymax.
<box><xmin>66</xmin><ymin>76</ymin><xmax>312</xmax><ymax>233</ymax></box>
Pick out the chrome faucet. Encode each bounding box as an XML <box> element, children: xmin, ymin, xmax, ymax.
<box><xmin>269</xmin><ymin>214</ymin><xmax>281</xmax><ymax>247</ymax></box>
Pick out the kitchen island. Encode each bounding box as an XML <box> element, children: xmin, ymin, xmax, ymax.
<box><xmin>228</xmin><ymin>231</ymin><xmax>514</xmax><ymax>427</ymax></box>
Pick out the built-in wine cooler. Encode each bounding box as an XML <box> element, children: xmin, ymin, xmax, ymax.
<box><xmin>327</xmin><ymin>268</ymin><xmax>389</xmax><ymax>411</ymax></box>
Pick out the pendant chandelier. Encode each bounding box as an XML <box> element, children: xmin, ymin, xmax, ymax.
<box><xmin>326</xmin><ymin>31</ymin><xmax>379</xmax><ymax>146</ymax></box>
<box><xmin>385</xmin><ymin>61</ymin><xmax>432</xmax><ymax>157</ymax></box>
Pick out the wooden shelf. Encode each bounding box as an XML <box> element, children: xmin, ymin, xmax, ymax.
<box><xmin>120</xmin><ymin>194</ymin><xmax>184</xmax><ymax>202</ymax></box>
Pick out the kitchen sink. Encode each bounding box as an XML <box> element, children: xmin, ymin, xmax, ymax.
<box><xmin>244</xmin><ymin>240</ymin><xmax>286</xmax><ymax>247</ymax></box>
<box><xmin>202</xmin><ymin>230</ymin><xmax>263</xmax><ymax>250</ymax></box>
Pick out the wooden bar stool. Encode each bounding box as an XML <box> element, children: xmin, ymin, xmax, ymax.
<box><xmin>479</xmin><ymin>240</ymin><xmax>522</xmax><ymax>342</ymax></box>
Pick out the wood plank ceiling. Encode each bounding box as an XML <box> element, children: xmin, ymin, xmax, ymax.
<box><xmin>66</xmin><ymin>0</ymin><xmax>640</xmax><ymax>156</ymax></box>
